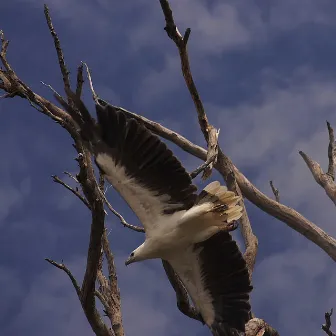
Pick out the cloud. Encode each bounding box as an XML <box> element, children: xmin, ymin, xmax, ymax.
<box><xmin>252</xmin><ymin>245</ymin><xmax>336</xmax><ymax>335</ymax></box>
<box><xmin>2</xmin><ymin>1</ymin><xmax>336</xmax><ymax>336</ymax></box>
<box><xmin>3</xmin><ymin>256</ymin><xmax>92</xmax><ymax>336</ymax></box>
<box><xmin>205</xmin><ymin>68</ymin><xmax>336</xmax><ymax>215</ymax></box>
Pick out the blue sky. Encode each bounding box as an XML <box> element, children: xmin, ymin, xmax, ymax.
<box><xmin>1</xmin><ymin>0</ymin><xmax>336</xmax><ymax>335</ymax></box>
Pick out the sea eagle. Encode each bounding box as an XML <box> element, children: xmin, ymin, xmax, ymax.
<box><xmin>60</xmin><ymin>92</ymin><xmax>252</xmax><ymax>335</ymax></box>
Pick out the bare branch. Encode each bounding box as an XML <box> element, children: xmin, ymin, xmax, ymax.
<box><xmin>115</xmin><ymin>106</ymin><xmax>336</xmax><ymax>262</ymax></box>
<box><xmin>64</xmin><ymin>171</ymin><xmax>79</xmax><ymax>183</ymax></box>
<box><xmin>299</xmin><ymin>150</ymin><xmax>336</xmax><ymax>206</ymax></box>
<box><xmin>159</xmin><ymin>0</ymin><xmax>219</xmax><ymax>178</ymax></box>
<box><xmin>322</xmin><ymin>309</ymin><xmax>336</xmax><ymax>336</ymax></box>
<box><xmin>158</xmin><ymin>1</ymin><xmax>257</xmax><ymax>280</ymax></box>
<box><xmin>44</xmin><ymin>4</ymin><xmax>71</xmax><ymax>99</ymax></box>
<box><xmin>45</xmin><ymin>258</ymin><xmax>81</xmax><ymax>297</ymax></box>
<box><xmin>52</xmin><ymin>174</ymin><xmax>91</xmax><ymax>209</ymax></box>
<box><xmin>269</xmin><ymin>181</ymin><xmax>280</xmax><ymax>202</ymax></box>
<box><xmin>101</xmin><ymin>230</ymin><xmax>124</xmax><ymax>336</ymax></box>
<box><xmin>225</xmin><ymin>170</ymin><xmax>258</xmax><ymax>278</ymax></box>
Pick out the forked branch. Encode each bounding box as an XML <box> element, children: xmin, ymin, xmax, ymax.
<box><xmin>299</xmin><ymin>121</ymin><xmax>336</xmax><ymax>206</ymax></box>
<box><xmin>159</xmin><ymin>0</ymin><xmax>219</xmax><ymax>179</ymax></box>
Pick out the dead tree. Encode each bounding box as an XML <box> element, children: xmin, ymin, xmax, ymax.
<box><xmin>1</xmin><ymin>1</ymin><xmax>336</xmax><ymax>336</ymax></box>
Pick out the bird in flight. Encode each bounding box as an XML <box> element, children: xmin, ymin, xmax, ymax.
<box><xmin>60</xmin><ymin>91</ymin><xmax>252</xmax><ymax>336</ymax></box>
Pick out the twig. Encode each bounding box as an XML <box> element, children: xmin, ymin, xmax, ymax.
<box><xmin>159</xmin><ymin>0</ymin><xmax>219</xmax><ymax>178</ymax></box>
<box><xmin>64</xmin><ymin>171</ymin><xmax>79</xmax><ymax>183</ymax></box>
<box><xmin>41</xmin><ymin>81</ymin><xmax>66</xmax><ymax>105</ymax></box>
<box><xmin>0</xmin><ymin>30</ymin><xmax>13</xmax><ymax>73</ymax></box>
<box><xmin>322</xmin><ymin>309</ymin><xmax>336</xmax><ymax>336</ymax></box>
<box><xmin>97</xmin><ymin>184</ymin><xmax>145</xmax><ymax>233</ymax></box>
<box><xmin>189</xmin><ymin>154</ymin><xmax>217</xmax><ymax>179</ymax></box>
<box><xmin>82</xmin><ymin>62</ymin><xmax>98</xmax><ymax>103</ymax></box>
<box><xmin>52</xmin><ymin>174</ymin><xmax>91</xmax><ymax>210</ymax></box>
<box><xmin>45</xmin><ymin>258</ymin><xmax>81</xmax><ymax>297</ymax></box>
<box><xmin>45</xmin><ymin>258</ymin><xmax>112</xmax><ymax>336</ymax></box>
<box><xmin>44</xmin><ymin>5</ymin><xmax>71</xmax><ymax>100</ymax></box>
<box><xmin>114</xmin><ymin>105</ymin><xmax>336</xmax><ymax>262</ymax></box>
<box><xmin>269</xmin><ymin>181</ymin><xmax>280</xmax><ymax>202</ymax></box>
<box><xmin>76</xmin><ymin>63</ymin><xmax>84</xmax><ymax>98</ymax></box>
<box><xmin>327</xmin><ymin>121</ymin><xmax>336</xmax><ymax>180</ymax></box>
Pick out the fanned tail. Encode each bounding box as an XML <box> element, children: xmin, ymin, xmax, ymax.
<box><xmin>196</xmin><ymin>181</ymin><xmax>243</xmax><ymax>223</ymax></box>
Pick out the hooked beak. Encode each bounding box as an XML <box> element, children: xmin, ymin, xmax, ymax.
<box><xmin>125</xmin><ymin>257</ymin><xmax>132</xmax><ymax>266</ymax></box>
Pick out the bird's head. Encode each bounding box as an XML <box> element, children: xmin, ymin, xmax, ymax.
<box><xmin>125</xmin><ymin>250</ymin><xmax>137</xmax><ymax>266</ymax></box>
<box><xmin>124</xmin><ymin>241</ymin><xmax>157</xmax><ymax>266</ymax></box>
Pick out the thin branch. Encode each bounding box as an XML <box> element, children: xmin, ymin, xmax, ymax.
<box><xmin>45</xmin><ymin>258</ymin><xmax>81</xmax><ymax>297</ymax></box>
<box><xmin>94</xmin><ymin>290</ymin><xmax>113</xmax><ymax>319</ymax></box>
<box><xmin>115</xmin><ymin>105</ymin><xmax>336</xmax><ymax>262</ymax></box>
<box><xmin>327</xmin><ymin>121</ymin><xmax>335</xmax><ymax>179</ymax></box>
<box><xmin>41</xmin><ymin>81</ymin><xmax>66</xmax><ymax>105</ymax></box>
<box><xmin>52</xmin><ymin>174</ymin><xmax>91</xmax><ymax>209</ymax></box>
<box><xmin>322</xmin><ymin>309</ymin><xmax>336</xmax><ymax>336</ymax></box>
<box><xmin>159</xmin><ymin>0</ymin><xmax>219</xmax><ymax>178</ymax></box>
<box><xmin>46</xmin><ymin>258</ymin><xmax>112</xmax><ymax>336</ymax></box>
<box><xmin>44</xmin><ymin>4</ymin><xmax>71</xmax><ymax>100</ymax></box>
<box><xmin>189</xmin><ymin>154</ymin><xmax>217</xmax><ymax>179</ymax></box>
<box><xmin>98</xmin><ymin>184</ymin><xmax>145</xmax><ymax>233</ymax></box>
<box><xmin>299</xmin><ymin>150</ymin><xmax>336</xmax><ymax>206</ymax></box>
<box><xmin>64</xmin><ymin>171</ymin><xmax>79</xmax><ymax>183</ymax></box>
<box><xmin>269</xmin><ymin>181</ymin><xmax>280</xmax><ymax>202</ymax></box>
<box><xmin>202</xmin><ymin>127</ymin><xmax>219</xmax><ymax>180</ymax></box>
<box><xmin>82</xmin><ymin>62</ymin><xmax>98</xmax><ymax>103</ymax></box>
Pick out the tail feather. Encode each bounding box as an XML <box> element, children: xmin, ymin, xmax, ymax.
<box><xmin>197</xmin><ymin>181</ymin><xmax>243</xmax><ymax>224</ymax></box>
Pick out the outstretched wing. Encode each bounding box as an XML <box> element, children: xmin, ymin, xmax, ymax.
<box><xmin>93</xmin><ymin>101</ymin><xmax>198</xmax><ymax>233</ymax></box>
<box><xmin>168</xmin><ymin>231</ymin><xmax>252</xmax><ymax>335</ymax></box>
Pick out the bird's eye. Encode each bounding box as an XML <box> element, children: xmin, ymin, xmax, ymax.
<box><xmin>130</xmin><ymin>252</ymin><xmax>134</xmax><ymax>257</ymax></box>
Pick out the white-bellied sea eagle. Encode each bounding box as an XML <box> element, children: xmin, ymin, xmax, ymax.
<box><xmin>60</xmin><ymin>92</ymin><xmax>253</xmax><ymax>336</ymax></box>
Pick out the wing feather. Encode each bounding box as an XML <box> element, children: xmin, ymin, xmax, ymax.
<box><xmin>94</xmin><ymin>102</ymin><xmax>198</xmax><ymax>232</ymax></box>
<box><xmin>168</xmin><ymin>231</ymin><xmax>252</xmax><ymax>334</ymax></box>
